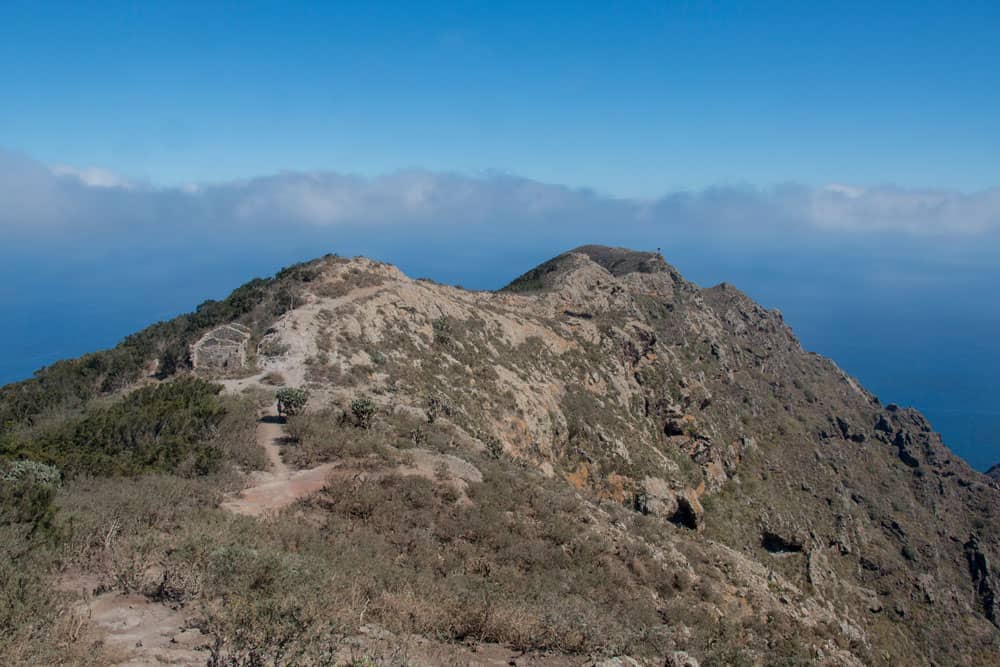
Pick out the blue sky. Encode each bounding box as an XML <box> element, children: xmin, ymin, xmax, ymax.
<box><xmin>1</xmin><ymin>3</ymin><xmax>998</xmax><ymax>469</ymax></box>
<box><xmin>2</xmin><ymin>2</ymin><xmax>999</xmax><ymax>196</ymax></box>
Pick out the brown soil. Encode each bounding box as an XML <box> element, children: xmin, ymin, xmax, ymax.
<box><xmin>59</xmin><ymin>574</ymin><xmax>209</xmax><ymax>666</ymax></box>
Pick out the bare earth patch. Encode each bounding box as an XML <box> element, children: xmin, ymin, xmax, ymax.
<box><xmin>84</xmin><ymin>593</ymin><xmax>207</xmax><ymax>666</ymax></box>
<box><xmin>60</xmin><ymin>574</ymin><xmax>209</xmax><ymax>666</ymax></box>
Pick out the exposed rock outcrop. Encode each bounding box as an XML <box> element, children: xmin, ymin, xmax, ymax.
<box><xmin>967</xmin><ymin>537</ymin><xmax>1000</xmax><ymax>627</ymax></box>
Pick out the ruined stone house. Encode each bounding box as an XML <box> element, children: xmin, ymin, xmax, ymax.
<box><xmin>191</xmin><ymin>323</ymin><xmax>252</xmax><ymax>371</ymax></box>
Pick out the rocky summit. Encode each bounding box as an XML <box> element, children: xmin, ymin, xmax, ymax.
<box><xmin>2</xmin><ymin>246</ymin><xmax>998</xmax><ymax>666</ymax></box>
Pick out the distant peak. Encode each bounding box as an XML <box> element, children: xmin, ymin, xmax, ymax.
<box><xmin>501</xmin><ymin>244</ymin><xmax>667</xmax><ymax>293</ymax></box>
<box><xmin>567</xmin><ymin>245</ymin><xmax>667</xmax><ymax>277</ymax></box>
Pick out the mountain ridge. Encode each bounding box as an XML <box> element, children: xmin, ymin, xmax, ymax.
<box><xmin>2</xmin><ymin>246</ymin><xmax>999</xmax><ymax>665</ymax></box>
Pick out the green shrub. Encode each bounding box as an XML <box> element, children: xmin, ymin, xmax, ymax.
<box><xmin>483</xmin><ymin>435</ymin><xmax>504</xmax><ymax>459</ymax></box>
<box><xmin>350</xmin><ymin>395</ymin><xmax>377</xmax><ymax>429</ymax></box>
<box><xmin>0</xmin><ymin>460</ymin><xmax>61</xmax><ymax>487</ymax></box>
<box><xmin>3</xmin><ymin>378</ymin><xmax>229</xmax><ymax>478</ymax></box>
<box><xmin>0</xmin><ymin>460</ymin><xmax>67</xmax><ymax>661</ymax></box>
<box><xmin>432</xmin><ymin>317</ymin><xmax>453</xmax><ymax>347</ymax></box>
<box><xmin>276</xmin><ymin>388</ymin><xmax>309</xmax><ymax>418</ymax></box>
<box><xmin>0</xmin><ymin>460</ymin><xmax>60</xmax><ymax>536</ymax></box>
<box><xmin>215</xmin><ymin>395</ymin><xmax>268</xmax><ymax>473</ymax></box>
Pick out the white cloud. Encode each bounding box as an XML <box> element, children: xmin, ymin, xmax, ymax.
<box><xmin>50</xmin><ymin>164</ymin><xmax>133</xmax><ymax>189</ymax></box>
<box><xmin>804</xmin><ymin>185</ymin><xmax>1000</xmax><ymax>234</ymax></box>
<box><xmin>823</xmin><ymin>183</ymin><xmax>865</xmax><ymax>198</ymax></box>
<box><xmin>2</xmin><ymin>150</ymin><xmax>999</xmax><ymax>239</ymax></box>
<box><xmin>227</xmin><ymin>170</ymin><xmax>608</xmax><ymax>225</ymax></box>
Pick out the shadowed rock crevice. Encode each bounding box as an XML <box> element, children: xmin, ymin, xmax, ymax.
<box><xmin>762</xmin><ymin>531</ymin><xmax>805</xmax><ymax>554</ymax></box>
<box><xmin>669</xmin><ymin>490</ymin><xmax>704</xmax><ymax>531</ymax></box>
<box><xmin>966</xmin><ymin>537</ymin><xmax>1000</xmax><ymax>627</ymax></box>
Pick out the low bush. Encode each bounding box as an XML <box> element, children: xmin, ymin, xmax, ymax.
<box><xmin>0</xmin><ymin>460</ymin><xmax>79</xmax><ymax>662</ymax></box>
<box><xmin>350</xmin><ymin>395</ymin><xmax>377</xmax><ymax>429</ymax></box>
<box><xmin>59</xmin><ymin>474</ymin><xmax>223</xmax><ymax>580</ymax></box>
<box><xmin>298</xmin><ymin>466</ymin><xmax>667</xmax><ymax>654</ymax></box>
<box><xmin>1</xmin><ymin>459</ymin><xmax>60</xmax><ymax>540</ymax></box>
<box><xmin>276</xmin><ymin>387</ymin><xmax>309</xmax><ymax>418</ymax></box>
<box><xmin>3</xmin><ymin>378</ymin><xmax>231</xmax><ymax>478</ymax></box>
<box><xmin>215</xmin><ymin>395</ymin><xmax>268</xmax><ymax>473</ymax></box>
<box><xmin>283</xmin><ymin>408</ymin><xmax>391</xmax><ymax>468</ymax></box>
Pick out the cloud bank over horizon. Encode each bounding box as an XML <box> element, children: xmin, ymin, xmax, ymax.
<box><xmin>3</xmin><ymin>149</ymin><xmax>999</xmax><ymax>241</ymax></box>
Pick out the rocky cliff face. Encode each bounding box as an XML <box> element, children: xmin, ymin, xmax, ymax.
<box><xmin>191</xmin><ymin>246</ymin><xmax>999</xmax><ymax>664</ymax></box>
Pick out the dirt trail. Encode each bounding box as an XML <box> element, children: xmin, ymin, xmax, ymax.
<box><xmin>220</xmin><ymin>409</ymin><xmax>336</xmax><ymax>517</ymax></box>
<box><xmin>258</xmin><ymin>416</ymin><xmax>289</xmax><ymax>478</ymax></box>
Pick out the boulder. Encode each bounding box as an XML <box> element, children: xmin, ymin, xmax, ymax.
<box><xmin>874</xmin><ymin>414</ymin><xmax>893</xmax><ymax>433</ymax></box>
<box><xmin>640</xmin><ymin>477</ymin><xmax>679</xmax><ymax>518</ymax></box>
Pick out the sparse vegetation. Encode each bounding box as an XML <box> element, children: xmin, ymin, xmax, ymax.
<box><xmin>1</xmin><ymin>378</ymin><xmax>242</xmax><ymax>478</ymax></box>
<box><xmin>0</xmin><ymin>247</ymin><xmax>998</xmax><ymax>664</ymax></box>
<box><xmin>0</xmin><ymin>384</ymin><xmax>264</xmax><ymax>662</ymax></box>
<box><xmin>283</xmin><ymin>408</ymin><xmax>393</xmax><ymax>467</ymax></box>
<box><xmin>350</xmin><ymin>395</ymin><xmax>377</xmax><ymax>429</ymax></box>
<box><xmin>276</xmin><ymin>387</ymin><xmax>310</xmax><ymax>418</ymax></box>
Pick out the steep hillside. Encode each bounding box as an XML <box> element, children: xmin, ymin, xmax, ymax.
<box><xmin>2</xmin><ymin>246</ymin><xmax>998</xmax><ymax>666</ymax></box>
